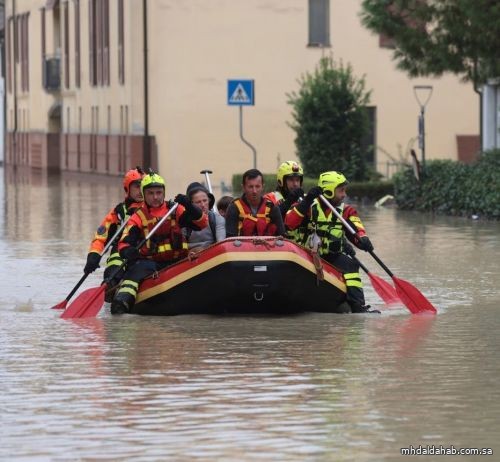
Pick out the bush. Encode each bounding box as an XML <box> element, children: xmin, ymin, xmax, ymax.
<box><xmin>287</xmin><ymin>56</ymin><xmax>372</xmax><ymax>180</ymax></box>
<box><xmin>393</xmin><ymin>149</ymin><xmax>500</xmax><ymax>219</ymax></box>
<box><xmin>232</xmin><ymin>174</ymin><xmax>393</xmax><ymax>201</ymax></box>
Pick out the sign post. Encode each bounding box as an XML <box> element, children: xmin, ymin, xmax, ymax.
<box><xmin>227</xmin><ymin>79</ymin><xmax>257</xmax><ymax>168</ymax></box>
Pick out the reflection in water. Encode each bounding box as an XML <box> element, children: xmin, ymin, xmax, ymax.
<box><xmin>1</xmin><ymin>166</ymin><xmax>500</xmax><ymax>460</ymax></box>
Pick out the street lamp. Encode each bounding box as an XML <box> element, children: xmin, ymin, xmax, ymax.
<box><xmin>413</xmin><ymin>85</ymin><xmax>433</xmax><ymax>169</ymax></box>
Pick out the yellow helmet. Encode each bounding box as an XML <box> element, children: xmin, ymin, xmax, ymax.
<box><xmin>277</xmin><ymin>161</ymin><xmax>303</xmax><ymax>187</ymax></box>
<box><xmin>141</xmin><ymin>172</ymin><xmax>166</xmax><ymax>195</ymax></box>
<box><xmin>318</xmin><ymin>171</ymin><xmax>348</xmax><ymax>199</ymax></box>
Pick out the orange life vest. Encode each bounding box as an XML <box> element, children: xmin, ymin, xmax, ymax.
<box><xmin>135</xmin><ymin>203</ymin><xmax>188</xmax><ymax>262</ymax></box>
<box><xmin>233</xmin><ymin>198</ymin><xmax>277</xmax><ymax>236</ymax></box>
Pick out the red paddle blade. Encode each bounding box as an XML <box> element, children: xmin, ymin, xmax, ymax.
<box><xmin>367</xmin><ymin>272</ymin><xmax>401</xmax><ymax>305</ymax></box>
<box><xmin>51</xmin><ymin>299</ymin><xmax>68</xmax><ymax>310</ymax></box>
<box><xmin>61</xmin><ymin>285</ymin><xmax>106</xmax><ymax>319</ymax></box>
<box><xmin>393</xmin><ymin>276</ymin><xmax>437</xmax><ymax>314</ymax></box>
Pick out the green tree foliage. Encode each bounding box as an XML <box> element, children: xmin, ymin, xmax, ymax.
<box><xmin>360</xmin><ymin>0</ymin><xmax>500</xmax><ymax>87</ymax></box>
<box><xmin>287</xmin><ymin>56</ymin><xmax>372</xmax><ymax>180</ymax></box>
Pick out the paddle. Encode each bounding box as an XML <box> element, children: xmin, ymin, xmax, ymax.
<box><xmin>350</xmin><ymin>254</ymin><xmax>401</xmax><ymax>305</ymax></box>
<box><xmin>60</xmin><ymin>203</ymin><xmax>179</xmax><ymax>319</ymax></box>
<box><xmin>51</xmin><ymin>217</ymin><xmax>131</xmax><ymax>310</ymax></box>
<box><xmin>319</xmin><ymin>195</ymin><xmax>437</xmax><ymax>314</ymax></box>
<box><xmin>200</xmin><ymin>169</ymin><xmax>218</xmax><ymax>213</ymax></box>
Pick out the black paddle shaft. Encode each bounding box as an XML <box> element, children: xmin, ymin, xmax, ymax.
<box><xmin>65</xmin><ymin>273</ymin><xmax>90</xmax><ymax>301</ymax></box>
<box><xmin>368</xmin><ymin>250</ymin><xmax>394</xmax><ymax>278</ymax></box>
<box><xmin>350</xmin><ymin>254</ymin><xmax>369</xmax><ymax>274</ymax></box>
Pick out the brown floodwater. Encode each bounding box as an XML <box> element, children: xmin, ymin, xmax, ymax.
<box><xmin>1</xmin><ymin>166</ymin><xmax>499</xmax><ymax>461</ymax></box>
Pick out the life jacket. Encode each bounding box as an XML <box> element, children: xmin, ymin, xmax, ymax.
<box><xmin>233</xmin><ymin>197</ymin><xmax>277</xmax><ymax>236</ymax></box>
<box><xmin>135</xmin><ymin>203</ymin><xmax>188</xmax><ymax>261</ymax></box>
<box><xmin>308</xmin><ymin>200</ymin><xmax>345</xmax><ymax>255</ymax></box>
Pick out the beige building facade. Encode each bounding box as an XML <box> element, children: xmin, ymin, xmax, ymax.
<box><xmin>5</xmin><ymin>0</ymin><xmax>479</xmax><ymax>196</ymax></box>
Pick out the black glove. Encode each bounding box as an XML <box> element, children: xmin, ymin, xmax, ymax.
<box><xmin>174</xmin><ymin>194</ymin><xmax>191</xmax><ymax>208</ymax></box>
<box><xmin>344</xmin><ymin>241</ymin><xmax>356</xmax><ymax>257</ymax></box>
<box><xmin>121</xmin><ymin>246</ymin><xmax>140</xmax><ymax>263</ymax></box>
<box><xmin>84</xmin><ymin>252</ymin><xmax>101</xmax><ymax>274</ymax></box>
<box><xmin>288</xmin><ymin>188</ymin><xmax>304</xmax><ymax>202</ymax></box>
<box><xmin>357</xmin><ymin>236</ymin><xmax>374</xmax><ymax>252</ymax></box>
<box><xmin>304</xmin><ymin>186</ymin><xmax>323</xmax><ymax>204</ymax></box>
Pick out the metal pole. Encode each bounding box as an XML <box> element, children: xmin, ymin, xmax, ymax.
<box><xmin>420</xmin><ymin>107</ymin><xmax>426</xmax><ymax>168</ymax></box>
<box><xmin>142</xmin><ymin>0</ymin><xmax>150</xmax><ymax>169</ymax></box>
<box><xmin>200</xmin><ymin>169</ymin><xmax>218</xmax><ymax>213</ymax></box>
<box><xmin>413</xmin><ymin>85</ymin><xmax>433</xmax><ymax>171</ymax></box>
<box><xmin>239</xmin><ymin>105</ymin><xmax>257</xmax><ymax>169</ymax></box>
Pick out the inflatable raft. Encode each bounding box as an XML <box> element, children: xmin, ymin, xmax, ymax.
<box><xmin>132</xmin><ymin>237</ymin><xmax>349</xmax><ymax>315</ymax></box>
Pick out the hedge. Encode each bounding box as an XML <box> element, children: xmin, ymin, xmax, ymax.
<box><xmin>231</xmin><ymin>174</ymin><xmax>393</xmax><ymax>201</ymax></box>
<box><xmin>393</xmin><ymin>149</ymin><xmax>500</xmax><ymax>219</ymax></box>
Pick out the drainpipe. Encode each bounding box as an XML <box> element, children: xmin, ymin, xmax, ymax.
<box><xmin>142</xmin><ymin>0</ymin><xmax>150</xmax><ymax>168</ymax></box>
<box><xmin>474</xmin><ymin>85</ymin><xmax>483</xmax><ymax>153</ymax></box>
<box><xmin>473</xmin><ymin>61</ymin><xmax>483</xmax><ymax>152</ymax></box>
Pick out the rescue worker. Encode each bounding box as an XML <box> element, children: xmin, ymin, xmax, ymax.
<box><xmin>84</xmin><ymin>167</ymin><xmax>145</xmax><ymax>301</ymax></box>
<box><xmin>110</xmin><ymin>172</ymin><xmax>208</xmax><ymax>314</ymax></box>
<box><xmin>265</xmin><ymin>161</ymin><xmax>305</xmax><ymax>217</ymax></box>
<box><xmin>225</xmin><ymin>168</ymin><xmax>286</xmax><ymax>237</ymax></box>
<box><xmin>285</xmin><ymin>171</ymin><xmax>377</xmax><ymax>313</ymax></box>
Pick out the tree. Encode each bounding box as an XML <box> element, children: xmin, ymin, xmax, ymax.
<box><xmin>360</xmin><ymin>0</ymin><xmax>500</xmax><ymax>89</ymax></box>
<box><xmin>287</xmin><ymin>56</ymin><xmax>372</xmax><ymax>180</ymax></box>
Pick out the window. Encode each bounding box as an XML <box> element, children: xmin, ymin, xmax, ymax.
<box><xmin>89</xmin><ymin>0</ymin><xmax>97</xmax><ymax>85</ymax></box>
<box><xmin>102</xmin><ymin>0</ymin><xmax>110</xmax><ymax>85</ymax></box>
<box><xmin>379</xmin><ymin>34</ymin><xmax>396</xmax><ymax>49</ymax></box>
<box><xmin>118</xmin><ymin>0</ymin><xmax>124</xmax><ymax>84</ymax></box>
<box><xmin>6</xmin><ymin>18</ymin><xmax>11</xmax><ymax>94</ymax></box>
<box><xmin>41</xmin><ymin>8</ymin><xmax>46</xmax><ymax>88</ymax></box>
<box><xmin>75</xmin><ymin>0</ymin><xmax>81</xmax><ymax>87</ymax></box>
<box><xmin>64</xmin><ymin>2</ymin><xmax>69</xmax><ymax>89</ymax></box>
<box><xmin>89</xmin><ymin>0</ymin><xmax>109</xmax><ymax>86</ymax></box>
<box><xmin>19</xmin><ymin>13</ymin><xmax>30</xmax><ymax>93</ymax></box>
<box><xmin>308</xmin><ymin>0</ymin><xmax>330</xmax><ymax>47</ymax></box>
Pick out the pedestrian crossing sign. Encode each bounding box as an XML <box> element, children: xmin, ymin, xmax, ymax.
<box><xmin>227</xmin><ymin>79</ymin><xmax>255</xmax><ymax>106</ymax></box>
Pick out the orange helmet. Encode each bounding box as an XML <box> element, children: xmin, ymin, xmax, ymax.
<box><xmin>123</xmin><ymin>167</ymin><xmax>144</xmax><ymax>196</ymax></box>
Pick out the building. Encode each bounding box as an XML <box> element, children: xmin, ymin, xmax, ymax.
<box><xmin>483</xmin><ymin>79</ymin><xmax>500</xmax><ymax>151</ymax></box>
<box><xmin>4</xmin><ymin>0</ymin><xmax>479</xmax><ymax>196</ymax></box>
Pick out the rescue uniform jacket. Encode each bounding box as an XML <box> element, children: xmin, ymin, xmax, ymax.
<box><xmin>88</xmin><ymin>198</ymin><xmax>143</xmax><ymax>255</ymax></box>
<box><xmin>119</xmin><ymin>201</ymin><xmax>208</xmax><ymax>262</ymax></box>
<box><xmin>264</xmin><ymin>191</ymin><xmax>308</xmax><ymax>244</ymax></box>
<box><xmin>285</xmin><ymin>199</ymin><xmax>368</xmax><ymax>255</ymax></box>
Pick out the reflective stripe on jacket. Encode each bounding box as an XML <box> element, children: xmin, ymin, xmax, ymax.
<box><xmin>88</xmin><ymin>200</ymin><xmax>142</xmax><ymax>254</ymax></box>
<box><xmin>119</xmin><ymin>202</ymin><xmax>208</xmax><ymax>262</ymax></box>
<box><xmin>309</xmin><ymin>201</ymin><xmax>345</xmax><ymax>255</ymax></box>
<box><xmin>233</xmin><ymin>198</ymin><xmax>277</xmax><ymax>236</ymax></box>
<box><xmin>285</xmin><ymin>200</ymin><xmax>367</xmax><ymax>253</ymax></box>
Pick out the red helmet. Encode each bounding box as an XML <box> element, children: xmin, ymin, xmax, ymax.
<box><xmin>123</xmin><ymin>167</ymin><xmax>144</xmax><ymax>196</ymax></box>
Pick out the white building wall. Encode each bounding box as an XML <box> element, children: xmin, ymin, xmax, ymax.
<box><xmin>482</xmin><ymin>82</ymin><xmax>500</xmax><ymax>151</ymax></box>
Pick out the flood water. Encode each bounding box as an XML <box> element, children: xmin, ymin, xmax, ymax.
<box><xmin>1</xmin><ymin>166</ymin><xmax>499</xmax><ymax>461</ymax></box>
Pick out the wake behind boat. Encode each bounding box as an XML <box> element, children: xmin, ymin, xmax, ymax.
<box><xmin>133</xmin><ymin>237</ymin><xmax>349</xmax><ymax>315</ymax></box>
